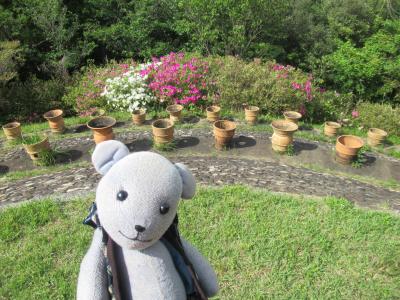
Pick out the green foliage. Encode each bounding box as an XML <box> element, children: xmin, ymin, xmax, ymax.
<box><xmin>0</xmin><ymin>76</ymin><xmax>66</xmax><ymax>123</ymax></box>
<box><xmin>175</xmin><ymin>0</ymin><xmax>288</xmax><ymax>60</ymax></box>
<box><xmin>35</xmin><ymin>149</ymin><xmax>57</xmax><ymax>167</ymax></box>
<box><xmin>356</xmin><ymin>102</ymin><xmax>400</xmax><ymax>136</ymax></box>
<box><xmin>0</xmin><ymin>40</ymin><xmax>24</xmax><ymax>84</ymax></box>
<box><xmin>22</xmin><ymin>134</ymin><xmax>44</xmax><ymax>145</ymax></box>
<box><xmin>351</xmin><ymin>146</ymin><xmax>369</xmax><ymax>168</ymax></box>
<box><xmin>286</xmin><ymin>144</ymin><xmax>295</xmax><ymax>156</ymax></box>
<box><xmin>309</xmin><ymin>90</ymin><xmax>355</xmax><ymax>122</ymax></box>
<box><xmin>208</xmin><ymin>56</ymin><xmax>305</xmax><ymax>112</ymax></box>
<box><xmin>153</xmin><ymin>140</ymin><xmax>177</xmax><ymax>152</ymax></box>
<box><xmin>319</xmin><ymin>19</ymin><xmax>400</xmax><ymax>102</ymax></box>
<box><xmin>1</xmin><ymin>0</ymin><xmax>400</xmax><ymax>121</ymax></box>
<box><xmin>208</xmin><ymin>56</ymin><xmax>354</xmax><ymax>122</ymax></box>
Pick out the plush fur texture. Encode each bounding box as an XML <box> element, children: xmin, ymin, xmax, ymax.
<box><xmin>77</xmin><ymin>140</ymin><xmax>218</xmax><ymax>300</ymax></box>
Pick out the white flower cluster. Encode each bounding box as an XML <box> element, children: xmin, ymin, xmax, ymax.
<box><xmin>102</xmin><ymin>63</ymin><xmax>155</xmax><ymax>113</ymax></box>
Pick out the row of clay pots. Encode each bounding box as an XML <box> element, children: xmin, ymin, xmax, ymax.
<box><xmin>324</xmin><ymin>122</ymin><xmax>388</xmax><ymax>147</ymax></box>
<box><xmin>2</xmin><ymin>109</ymin><xmax>65</xmax><ymax>141</ymax></box>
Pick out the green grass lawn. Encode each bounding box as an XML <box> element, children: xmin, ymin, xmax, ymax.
<box><xmin>1</xmin><ymin>186</ymin><xmax>399</xmax><ymax>299</ymax></box>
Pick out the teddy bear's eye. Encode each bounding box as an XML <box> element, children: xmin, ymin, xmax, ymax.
<box><xmin>159</xmin><ymin>204</ymin><xmax>170</xmax><ymax>215</ymax></box>
<box><xmin>117</xmin><ymin>190</ymin><xmax>128</xmax><ymax>201</ymax></box>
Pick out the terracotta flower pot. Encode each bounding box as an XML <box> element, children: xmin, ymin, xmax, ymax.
<box><xmin>23</xmin><ymin>135</ymin><xmax>51</xmax><ymax>161</ymax></box>
<box><xmin>213</xmin><ymin>120</ymin><xmax>236</xmax><ymax>150</ymax></box>
<box><xmin>244</xmin><ymin>106</ymin><xmax>260</xmax><ymax>125</ymax></box>
<box><xmin>283</xmin><ymin>111</ymin><xmax>302</xmax><ymax>124</ymax></box>
<box><xmin>271</xmin><ymin>120</ymin><xmax>298</xmax><ymax>153</ymax></box>
<box><xmin>335</xmin><ymin>135</ymin><xmax>364</xmax><ymax>165</ymax></box>
<box><xmin>87</xmin><ymin>116</ymin><xmax>116</xmax><ymax>144</ymax></box>
<box><xmin>367</xmin><ymin>128</ymin><xmax>387</xmax><ymax>147</ymax></box>
<box><xmin>152</xmin><ymin>119</ymin><xmax>174</xmax><ymax>145</ymax></box>
<box><xmin>166</xmin><ymin>104</ymin><xmax>183</xmax><ymax>123</ymax></box>
<box><xmin>206</xmin><ymin>106</ymin><xmax>221</xmax><ymax>122</ymax></box>
<box><xmin>324</xmin><ymin>121</ymin><xmax>341</xmax><ymax>137</ymax></box>
<box><xmin>132</xmin><ymin>109</ymin><xmax>146</xmax><ymax>125</ymax></box>
<box><xmin>43</xmin><ymin>109</ymin><xmax>65</xmax><ymax>134</ymax></box>
<box><xmin>2</xmin><ymin>122</ymin><xmax>22</xmax><ymax>140</ymax></box>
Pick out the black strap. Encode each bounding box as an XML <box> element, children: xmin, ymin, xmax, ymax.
<box><xmin>106</xmin><ymin>235</ymin><xmax>122</xmax><ymax>300</ymax></box>
<box><xmin>162</xmin><ymin>216</ymin><xmax>208</xmax><ymax>300</ymax></box>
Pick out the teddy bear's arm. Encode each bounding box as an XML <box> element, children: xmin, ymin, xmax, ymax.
<box><xmin>181</xmin><ymin>238</ymin><xmax>219</xmax><ymax>297</ymax></box>
<box><xmin>77</xmin><ymin>228</ymin><xmax>109</xmax><ymax>300</ymax></box>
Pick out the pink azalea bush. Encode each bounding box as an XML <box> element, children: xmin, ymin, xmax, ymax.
<box><xmin>140</xmin><ymin>52</ymin><xmax>209</xmax><ymax>106</ymax></box>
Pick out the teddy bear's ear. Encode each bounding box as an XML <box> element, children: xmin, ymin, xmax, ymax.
<box><xmin>92</xmin><ymin>140</ymin><xmax>129</xmax><ymax>175</ymax></box>
<box><xmin>175</xmin><ymin>163</ymin><xmax>196</xmax><ymax>199</ymax></box>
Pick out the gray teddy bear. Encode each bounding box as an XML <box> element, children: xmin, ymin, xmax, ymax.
<box><xmin>77</xmin><ymin>140</ymin><xmax>219</xmax><ymax>300</ymax></box>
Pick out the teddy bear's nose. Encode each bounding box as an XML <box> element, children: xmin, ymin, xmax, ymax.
<box><xmin>135</xmin><ymin>225</ymin><xmax>146</xmax><ymax>233</ymax></box>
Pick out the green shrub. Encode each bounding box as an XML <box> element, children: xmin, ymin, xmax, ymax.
<box><xmin>207</xmin><ymin>56</ymin><xmax>354</xmax><ymax>122</ymax></box>
<box><xmin>319</xmin><ymin>19</ymin><xmax>400</xmax><ymax>103</ymax></box>
<box><xmin>355</xmin><ymin>102</ymin><xmax>400</xmax><ymax>136</ymax></box>
<box><xmin>310</xmin><ymin>90</ymin><xmax>355</xmax><ymax>122</ymax></box>
<box><xmin>0</xmin><ymin>76</ymin><xmax>66</xmax><ymax>123</ymax></box>
<box><xmin>207</xmin><ymin>56</ymin><xmax>306</xmax><ymax>111</ymax></box>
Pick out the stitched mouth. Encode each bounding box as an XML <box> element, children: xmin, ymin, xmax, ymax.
<box><xmin>118</xmin><ymin>230</ymin><xmax>152</xmax><ymax>242</ymax></box>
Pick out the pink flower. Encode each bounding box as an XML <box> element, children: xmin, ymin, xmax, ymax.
<box><xmin>142</xmin><ymin>52</ymin><xmax>209</xmax><ymax>105</ymax></box>
<box><xmin>352</xmin><ymin>110</ymin><xmax>359</xmax><ymax>118</ymax></box>
<box><xmin>291</xmin><ymin>82</ymin><xmax>302</xmax><ymax>90</ymax></box>
<box><xmin>299</xmin><ymin>105</ymin><xmax>306</xmax><ymax>116</ymax></box>
<box><xmin>304</xmin><ymin>80</ymin><xmax>312</xmax><ymax>101</ymax></box>
<box><xmin>273</xmin><ymin>64</ymin><xmax>285</xmax><ymax>71</ymax></box>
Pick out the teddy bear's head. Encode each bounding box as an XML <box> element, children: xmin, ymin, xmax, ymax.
<box><xmin>92</xmin><ymin>140</ymin><xmax>196</xmax><ymax>250</ymax></box>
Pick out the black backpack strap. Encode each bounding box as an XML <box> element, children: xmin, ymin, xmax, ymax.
<box><xmin>105</xmin><ymin>235</ymin><xmax>122</xmax><ymax>300</ymax></box>
<box><xmin>163</xmin><ymin>215</ymin><xmax>208</xmax><ymax>300</ymax></box>
<box><xmin>83</xmin><ymin>202</ymin><xmax>100</xmax><ymax>229</ymax></box>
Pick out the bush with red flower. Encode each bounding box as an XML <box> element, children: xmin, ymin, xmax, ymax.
<box><xmin>140</xmin><ymin>52</ymin><xmax>210</xmax><ymax>107</ymax></box>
